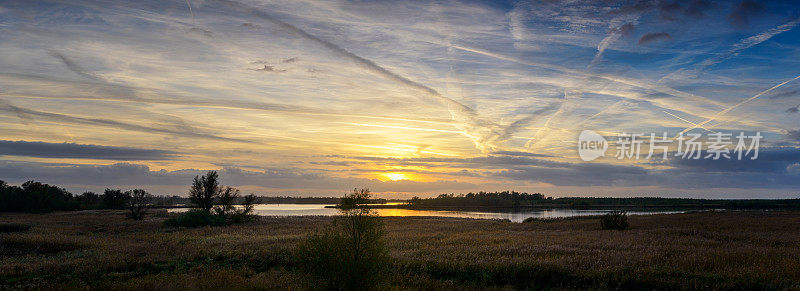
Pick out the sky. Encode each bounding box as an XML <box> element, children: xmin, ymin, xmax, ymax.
<box><xmin>1</xmin><ymin>0</ymin><xmax>800</xmax><ymax>198</ymax></box>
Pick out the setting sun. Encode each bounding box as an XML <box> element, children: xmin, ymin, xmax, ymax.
<box><xmin>382</xmin><ymin>173</ymin><xmax>409</xmax><ymax>181</ymax></box>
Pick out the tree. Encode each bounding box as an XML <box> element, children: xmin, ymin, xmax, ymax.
<box><xmin>102</xmin><ymin>189</ymin><xmax>130</xmax><ymax>209</ymax></box>
<box><xmin>213</xmin><ymin>186</ymin><xmax>240</xmax><ymax>217</ymax></box>
<box><xmin>126</xmin><ymin>189</ymin><xmax>152</xmax><ymax>220</ymax></box>
<box><xmin>189</xmin><ymin>171</ymin><xmax>222</xmax><ymax>213</ymax></box>
<box><xmin>339</xmin><ymin>188</ymin><xmax>371</xmax><ymax>209</ymax></box>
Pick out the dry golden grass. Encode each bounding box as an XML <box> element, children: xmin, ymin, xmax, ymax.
<box><xmin>2</xmin><ymin>210</ymin><xmax>800</xmax><ymax>289</ymax></box>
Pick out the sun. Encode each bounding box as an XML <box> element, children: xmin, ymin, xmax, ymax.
<box><xmin>382</xmin><ymin>173</ymin><xmax>408</xmax><ymax>181</ymax></box>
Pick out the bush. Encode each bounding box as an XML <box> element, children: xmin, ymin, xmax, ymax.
<box><xmin>127</xmin><ymin>189</ymin><xmax>153</xmax><ymax>220</ymax></box>
<box><xmin>297</xmin><ymin>189</ymin><xmax>390</xmax><ymax>290</ymax></box>
<box><xmin>600</xmin><ymin>211</ymin><xmax>629</xmax><ymax>230</ymax></box>
<box><xmin>228</xmin><ymin>194</ymin><xmax>258</xmax><ymax>224</ymax></box>
<box><xmin>163</xmin><ymin>209</ymin><xmax>227</xmax><ymax>227</ymax></box>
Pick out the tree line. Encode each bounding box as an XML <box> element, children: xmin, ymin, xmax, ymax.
<box><xmin>0</xmin><ymin>180</ymin><xmax>153</xmax><ymax>219</ymax></box>
<box><xmin>408</xmin><ymin>192</ymin><xmax>800</xmax><ymax>209</ymax></box>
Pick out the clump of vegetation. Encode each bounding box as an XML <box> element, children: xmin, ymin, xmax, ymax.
<box><xmin>409</xmin><ymin>191</ymin><xmax>547</xmax><ymax>208</ymax></box>
<box><xmin>0</xmin><ymin>223</ymin><xmax>31</xmax><ymax>233</ymax></box>
<box><xmin>600</xmin><ymin>211</ymin><xmax>629</xmax><ymax>230</ymax></box>
<box><xmin>165</xmin><ymin>171</ymin><xmax>257</xmax><ymax>227</ymax></box>
<box><xmin>126</xmin><ymin>189</ymin><xmax>153</xmax><ymax>220</ymax></box>
<box><xmin>102</xmin><ymin>189</ymin><xmax>130</xmax><ymax>210</ymax></box>
<box><xmin>297</xmin><ymin>188</ymin><xmax>390</xmax><ymax>290</ymax></box>
<box><xmin>163</xmin><ymin>209</ymin><xmax>227</xmax><ymax>227</ymax></box>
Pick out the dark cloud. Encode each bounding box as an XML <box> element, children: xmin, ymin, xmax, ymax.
<box><xmin>49</xmin><ymin>50</ymin><xmax>104</xmax><ymax>82</ymax></box>
<box><xmin>611</xmin><ymin>22</ymin><xmax>635</xmax><ymax>36</ymax></box>
<box><xmin>684</xmin><ymin>0</ymin><xmax>712</xmax><ymax>18</ymax></box>
<box><xmin>0</xmin><ymin>161</ymin><xmax>477</xmax><ymax>195</ymax></box>
<box><xmin>253</xmin><ymin>65</ymin><xmax>286</xmax><ymax>72</ymax></box>
<box><xmin>786</xmin><ymin>129</ymin><xmax>800</xmax><ymax>141</ymax></box>
<box><xmin>611</xmin><ymin>0</ymin><xmax>714</xmax><ymax>21</ymax></box>
<box><xmin>0</xmin><ymin>140</ymin><xmax>175</xmax><ymax>160</ymax></box>
<box><xmin>495</xmin><ymin>148</ymin><xmax>800</xmax><ymax>189</ymax></box>
<box><xmin>770</xmin><ymin>90</ymin><xmax>798</xmax><ymax>99</ymax></box>
<box><xmin>638</xmin><ymin>32</ymin><xmax>672</xmax><ymax>45</ymax></box>
<box><xmin>728</xmin><ymin>0</ymin><xmax>764</xmax><ymax>29</ymax></box>
<box><xmin>490</xmin><ymin>151</ymin><xmax>552</xmax><ymax>158</ymax></box>
<box><xmin>659</xmin><ymin>1</ymin><xmax>684</xmax><ymax>21</ymax></box>
<box><xmin>786</xmin><ymin>106</ymin><xmax>799</xmax><ymax>113</ymax></box>
<box><xmin>189</xmin><ymin>27</ymin><xmax>214</xmax><ymax>38</ymax></box>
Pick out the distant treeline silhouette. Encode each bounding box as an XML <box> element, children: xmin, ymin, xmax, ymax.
<box><xmin>0</xmin><ymin>179</ymin><xmax>384</xmax><ymax>213</ymax></box>
<box><xmin>407</xmin><ymin>191</ymin><xmax>800</xmax><ymax>210</ymax></box>
<box><xmin>0</xmin><ymin>180</ymin><xmax>167</xmax><ymax>213</ymax></box>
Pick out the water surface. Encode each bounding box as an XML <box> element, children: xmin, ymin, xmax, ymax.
<box><xmin>170</xmin><ymin>204</ymin><xmax>686</xmax><ymax>222</ymax></box>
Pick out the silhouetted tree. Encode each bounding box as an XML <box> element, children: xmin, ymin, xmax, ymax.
<box><xmin>102</xmin><ymin>189</ymin><xmax>129</xmax><ymax>209</ymax></box>
<box><xmin>189</xmin><ymin>171</ymin><xmax>222</xmax><ymax>213</ymax></box>
<box><xmin>126</xmin><ymin>189</ymin><xmax>152</xmax><ymax>220</ymax></box>
<box><xmin>214</xmin><ymin>186</ymin><xmax>240</xmax><ymax>217</ymax></box>
<box><xmin>76</xmin><ymin>192</ymin><xmax>101</xmax><ymax>209</ymax></box>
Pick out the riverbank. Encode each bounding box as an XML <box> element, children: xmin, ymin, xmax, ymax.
<box><xmin>2</xmin><ymin>210</ymin><xmax>800</xmax><ymax>289</ymax></box>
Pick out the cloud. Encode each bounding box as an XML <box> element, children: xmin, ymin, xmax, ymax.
<box><xmin>253</xmin><ymin>65</ymin><xmax>285</xmax><ymax>72</ymax></box>
<box><xmin>0</xmin><ymin>100</ymin><xmax>254</xmax><ymax>144</ymax></box>
<box><xmin>663</xmin><ymin>16</ymin><xmax>800</xmax><ymax>81</ymax></box>
<box><xmin>0</xmin><ymin>161</ymin><xmax>477</xmax><ymax>195</ymax></box>
<box><xmin>728</xmin><ymin>0</ymin><xmax>764</xmax><ymax>29</ymax></box>
<box><xmin>786</xmin><ymin>130</ymin><xmax>800</xmax><ymax>141</ymax></box>
<box><xmin>0</xmin><ymin>140</ymin><xmax>175</xmax><ymax>160</ymax></box>
<box><xmin>638</xmin><ymin>32</ymin><xmax>672</xmax><ymax>45</ymax></box>
<box><xmin>770</xmin><ymin>90</ymin><xmax>798</xmax><ymax>99</ymax></box>
<box><xmin>589</xmin><ymin>22</ymin><xmax>636</xmax><ymax>69</ymax></box>
<box><xmin>215</xmin><ymin>0</ymin><xmax>511</xmax><ymax>152</ymax></box>
<box><xmin>48</xmin><ymin>50</ymin><xmax>104</xmax><ymax>82</ymax></box>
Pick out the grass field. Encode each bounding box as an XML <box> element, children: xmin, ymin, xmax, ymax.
<box><xmin>2</xmin><ymin>210</ymin><xmax>800</xmax><ymax>289</ymax></box>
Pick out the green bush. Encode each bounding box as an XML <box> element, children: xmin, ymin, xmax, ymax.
<box><xmin>600</xmin><ymin>211</ymin><xmax>629</xmax><ymax>230</ymax></box>
<box><xmin>163</xmin><ymin>209</ymin><xmax>227</xmax><ymax>227</ymax></box>
<box><xmin>297</xmin><ymin>189</ymin><xmax>390</xmax><ymax>290</ymax></box>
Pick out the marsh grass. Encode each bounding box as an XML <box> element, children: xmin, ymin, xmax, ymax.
<box><xmin>0</xmin><ymin>223</ymin><xmax>31</xmax><ymax>233</ymax></box>
<box><xmin>1</xmin><ymin>210</ymin><xmax>800</xmax><ymax>289</ymax></box>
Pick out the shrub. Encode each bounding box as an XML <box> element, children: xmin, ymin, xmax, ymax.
<box><xmin>601</xmin><ymin>211</ymin><xmax>629</xmax><ymax>230</ymax></box>
<box><xmin>163</xmin><ymin>209</ymin><xmax>227</xmax><ymax>227</ymax></box>
<box><xmin>297</xmin><ymin>189</ymin><xmax>390</xmax><ymax>290</ymax></box>
<box><xmin>127</xmin><ymin>189</ymin><xmax>153</xmax><ymax>220</ymax></box>
<box><xmin>228</xmin><ymin>194</ymin><xmax>258</xmax><ymax>224</ymax></box>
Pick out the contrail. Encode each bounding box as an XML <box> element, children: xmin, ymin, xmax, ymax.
<box><xmin>214</xmin><ymin>0</ymin><xmax>510</xmax><ymax>152</ymax></box>
<box><xmin>185</xmin><ymin>0</ymin><xmax>195</xmax><ymax>23</ymax></box>
<box><xmin>661</xmin><ymin>110</ymin><xmax>714</xmax><ymax>133</ymax></box>
<box><xmin>661</xmin><ymin>17</ymin><xmax>800</xmax><ymax>82</ymax></box>
<box><xmin>448</xmin><ymin>44</ymin><xmax>726</xmax><ymax>108</ymax></box>
<box><xmin>0</xmin><ymin>73</ymin><xmax>455</xmax><ymax>125</ymax></box>
<box><xmin>678</xmin><ymin>75</ymin><xmax>800</xmax><ymax>136</ymax></box>
<box><xmin>0</xmin><ymin>100</ymin><xmax>255</xmax><ymax>144</ymax></box>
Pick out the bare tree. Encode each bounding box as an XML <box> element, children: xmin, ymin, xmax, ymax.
<box><xmin>189</xmin><ymin>171</ymin><xmax>221</xmax><ymax>213</ymax></box>
<box><xmin>213</xmin><ymin>186</ymin><xmax>240</xmax><ymax>217</ymax></box>
<box><xmin>126</xmin><ymin>189</ymin><xmax>152</xmax><ymax>220</ymax></box>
